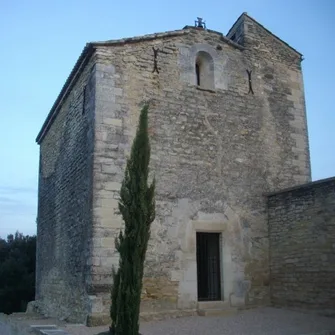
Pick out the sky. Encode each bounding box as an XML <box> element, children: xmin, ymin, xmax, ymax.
<box><xmin>0</xmin><ymin>0</ymin><xmax>334</xmax><ymax>238</ymax></box>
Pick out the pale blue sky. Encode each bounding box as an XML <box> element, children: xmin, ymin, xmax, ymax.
<box><xmin>0</xmin><ymin>0</ymin><xmax>334</xmax><ymax>237</ymax></box>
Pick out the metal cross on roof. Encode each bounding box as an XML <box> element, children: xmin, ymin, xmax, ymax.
<box><xmin>195</xmin><ymin>17</ymin><xmax>206</xmax><ymax>29</ymax></box>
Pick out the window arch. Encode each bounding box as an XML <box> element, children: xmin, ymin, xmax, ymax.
<box><xmin>195</xmin><ymin>51</ymin><xmax>215</xmax><ymax>90</ymax></box>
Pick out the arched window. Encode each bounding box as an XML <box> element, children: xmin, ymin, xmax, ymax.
<box><xmin>195</xmin><ymin>51</ymin><xmax>215</xmax><ymax>90</ymax></box>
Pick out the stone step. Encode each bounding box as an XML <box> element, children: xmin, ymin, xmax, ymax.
<box><xmin>197</xmin><ymin>308</ymin><xmax>238</xmax><ymax>317</ymax></box>
<box><xmin>197</xmin><ymin>301</ymin><xmax>230</xmax><ymax>310</ymax></box>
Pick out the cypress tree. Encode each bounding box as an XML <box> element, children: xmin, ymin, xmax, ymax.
<box><xmin>110</xmin><ymin>104</ymin><xmax>156</xmax><ymax>335</ymax></box>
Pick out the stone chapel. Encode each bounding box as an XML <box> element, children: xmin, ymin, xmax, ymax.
<box><xmin>34</xmin><ymin>12</ymin><xmax>335</xmax><ymax>325</ymax></box>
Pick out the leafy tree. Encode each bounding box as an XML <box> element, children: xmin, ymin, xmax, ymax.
<box><xmin>0</xmin><ymin>232</ymin><xmax>36</xmax><ymax>314</ymax></box>
<box><xmin>110</xmin><ymin>104</ymin><xmax>156</xmax><ymax>335</ymax></box>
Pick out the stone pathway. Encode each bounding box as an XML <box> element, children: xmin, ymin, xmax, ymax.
<box><xmin>1</xmin><ymin>307</ymin><xmax>335</xmax><ymax>335</ymax></box>
<box><xmin>67</xmin><ymin>308</ymin><xmax>335</xmax><ymax>335</ymax></box>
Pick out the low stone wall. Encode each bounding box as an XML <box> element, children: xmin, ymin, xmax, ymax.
<box><xmin>268</xmin><ymin>177</ymin><xmax>335</xmax><ymax>316</ymax></box>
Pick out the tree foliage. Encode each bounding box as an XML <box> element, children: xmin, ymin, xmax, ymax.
<box><xmin>0</xmin><ymin>231</ymin><xmax>36</xmax><ymax>314</ymax></box>
<box><xmin>110</xmin><ymin>104</ymin><xmax>156</xmax><ymax>335</ymax></box>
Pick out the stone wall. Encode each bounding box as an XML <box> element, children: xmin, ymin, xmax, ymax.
<box><xmin>36</xmin><ymin>57</ymin><xmax>96</xmax><ymax>323</ymax></box>
<box><xmin>229</xmin><ymin>13</ymin><xmax>311</xmax><ymax>190</ymax></box>
<box><xmin>36</xmin><ymin>14</ymin><xmax>312</xmax><ymax>324</ymax></box>
<box><xmin>87</xmin><ymin>22</ymin><xmax>310</xmax><ymax>322</ymax></box>
<box><xmin>268</xmin><ymin>177</ymin><xmax>335</xmax><ymax>316</ymax></box>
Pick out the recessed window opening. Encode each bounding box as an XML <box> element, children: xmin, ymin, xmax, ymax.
<box><xmin>196</xmin><ymin>62</ymin><xmax>201</xmax><ymax>86</ymax></box>
<box><xmin>195</xmin><ymin>51</ymin><xmax>215</xmax><ymax>90</ymax></box>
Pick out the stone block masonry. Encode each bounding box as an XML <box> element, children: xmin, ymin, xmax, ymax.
<box><xmin>35</xmin><ymin>57</ymin><xmax>96</xmax><ymax>322</ymax></box>
<box><xmin>35</xmin><ymin>12</ymin><xmax>314</xmax><ymax>325</ymax></box>
<box><xmin>87</xmin><ymin>16</ymin><xmax>310</xmax><ymax>323</ymax></box>
<box><xmin>268</xmin><ymin>177</ymin><xmax>335</xmax><ymax>317</ymax></box>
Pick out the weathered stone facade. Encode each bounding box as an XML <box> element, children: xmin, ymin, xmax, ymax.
<box><xmin>36</xmin><ymin>55</ymin><xmax>96</xmax><ymax>322</ymax></box>
<box><xmin>35</xmin><ymin>13</ymin><xmax>316</xmax><ymax>325</ymax></box>
<box><xmin>268</xmin><ymin>177</ymin><xmax>335</xmax><ymax>317</ymax></box>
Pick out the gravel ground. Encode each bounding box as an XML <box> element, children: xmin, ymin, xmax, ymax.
<box><xmin>65</xmin><ymin>307</ymin><xmax>335</xmax><ymax>335</ymax></box>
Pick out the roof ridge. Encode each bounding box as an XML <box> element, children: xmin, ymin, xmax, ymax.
<box><xmin>243</xmin><ymin>12</ymin><xmax>302</xmax><ymax>56</ymax></box>
<box><xmin>227</xmin><ymin>12</ymin><xmax>302</xmax><ymax>57</ymax></box>
<box><xmin>89</xmin><ymin>26</ymin><xmax>243</xmax><ymax>50</ymax></box>
<box><xmin>36</xmin><ymin>44</ymin><xmax>94</xmax><ymax>143</ymax></box>
<box><xmin>93</xmin><ymin>28</ymin><xmax>190</xmax><ymax>45</ymax></box>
